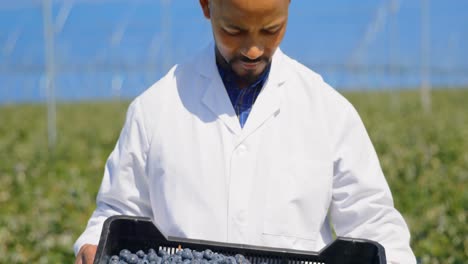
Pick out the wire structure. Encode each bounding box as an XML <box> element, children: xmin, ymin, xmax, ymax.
<box><xmin>0</xmin><ymin>0</ymin><xmax>467</xmax><ymax>147</ymax></box>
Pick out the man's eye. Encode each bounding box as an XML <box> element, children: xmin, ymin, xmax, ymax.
<box><xmin>224</xmin><ymin>28</ymin><xmax>241</xmax><ymax>35</ymax></box>
<box><xmin>263</xmin><ymin>27</ymin><xmax>280</xmax><ymax>35</ymax></box>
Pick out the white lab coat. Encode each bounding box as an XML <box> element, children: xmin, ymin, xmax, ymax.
<box><xmin>75</xmin><ymin>43</ymin><xmax>416</xmax><ymax>263</ymax></box>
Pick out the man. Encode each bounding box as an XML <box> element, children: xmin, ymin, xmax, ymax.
<box><xmin>75</xmin><ymin>0</ymin><xmax>416</xmax><ymax>263</ymax></box>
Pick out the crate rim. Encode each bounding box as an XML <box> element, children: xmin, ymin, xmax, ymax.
<box><xmin>94</xmin><ymin>215</ymin><xmax>386</xmax><ymax>264</ymax></box>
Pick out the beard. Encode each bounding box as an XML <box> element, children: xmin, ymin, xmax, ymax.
<box><xmin>230</xmin><ymin>55</ymin><xmax>270</xmax><ymax>84</ymax></box>
<box><xmin>216</xmin><ymin>47</ymin><xmax>271</xmax><ymax>85</ymax></box>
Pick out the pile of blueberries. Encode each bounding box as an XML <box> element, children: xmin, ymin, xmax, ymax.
<box><xmin>108</xmin><ymin>247</ymin><xmax>252</xmax><ymax>264</ymax></box>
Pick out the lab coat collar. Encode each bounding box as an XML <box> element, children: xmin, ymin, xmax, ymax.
<box><xmin>199</xmin><ymin>42</ymin><xmax>287</xmax><ymax>139</ymax></box>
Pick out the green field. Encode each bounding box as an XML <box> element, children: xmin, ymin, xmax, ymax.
<box><xmin>0</xmin><ymin>89</ymin><xmax>467</xmax><ymax>263</ymax></box>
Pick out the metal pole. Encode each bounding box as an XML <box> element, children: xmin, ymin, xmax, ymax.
<box><xmin>389</xmin><ymin>0</ymin><xmax>400</xmax><ymax>110</ymax></box>
<box><xmin>42</xmin><ymin>0</ymin><xmax>57</xmax><ymax>149</ymax></box>
<box><xmin>421</xmin><ymin>0</ymin><xmax>431</xmax><ymax>113</ymax></box>
<box><xmin>161</xmin><ymin>0</ymin><xmax>172</xmax><ymax>71</ymax></box>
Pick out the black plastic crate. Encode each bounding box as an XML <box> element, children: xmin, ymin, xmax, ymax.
<box><xmin>94</xmin><ymin>215</ymin><xmax>386</xmax><ymax>264</ymax></box>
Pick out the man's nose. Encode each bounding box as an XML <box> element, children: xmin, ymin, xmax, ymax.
<box><xmin>241</xmin><ymin>39</ymin><xmax>264</xmax><ymax>60</ymax></box>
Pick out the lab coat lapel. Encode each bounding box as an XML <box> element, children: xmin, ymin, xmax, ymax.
<box><xmin>239</xmin><ymin>48</ymin><xmax>287</xmax><ymax>141</ymax></box>
<box><xmin>198</xmin><ymin>43</ymin><xmax>242</xmax><ymax>135</ymax></box>
<box><xmin>202</xmin><ymin>78</ymin><xmax>242</xmax><ymax>135</ymax></box>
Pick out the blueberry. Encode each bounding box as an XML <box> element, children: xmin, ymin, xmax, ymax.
<box><xmin>147</xmin><ymin>252</ymin><xmax>159</xmax><ymax>261</ymax></box>
<box><xmin>121</xmin><ymin>254</ymin><xmax>131</xmax><ymax>262</ymax></box>
<box><xmin>193</xmin><ymin>250</ymin><xmax>204</xmax><ymax>259</ymax></box>
<box><xmin>120</xmin><ymin>249</ymin><xmax>131</xmax><ymax>255</ymax></box>
<box><xmin>153</xmin><ymin>257</ymin><xmax>162</xmax><ymax>264</ymax></box>
<box><xmin>148</xmin><ymin>248</ymin><xmax>156</xmax><ymax>255</ymax></box>
<box><xmin>109</xmin><ymin>259</ymin><xmax>119</xmax><ymax>264</ymax></box>
<box><xmin>169</xmin><ymin>255</ymin><xmax>182</xmax><ymax>262</ymax></box>
<box><xmin>128</xmin><ymin>254</ymin><xmax>139</xmax><ymax>264</ymax></box>
<box><xmin>109</xmin><ymin>255</ymin><xmax>120</xmax><ymax>263</ymax></box>
<box><xmin>120</xmin><ymin>249</ymin><xmax>132</xmax><ymax>259</ymax></box>
<box><xmin>158</xmin><ymin>249</ymin><xmax>169</xmax><ymax>258</ymax></box>
<box><xmin>191</xmin><ymin>259</ymin><xmax>202</xmax><ymax>264</ymax></box>
<box><xmin>238</xmin><ymin>257</ymin><xmax>250</xmax><ymax>264</ymax></box>
<box><xmin>217</xmin><ymin>257</ymin><xmax>227</xmax><ymax>264</ymax></box>
<box><xmin>183</xmin><ymin>260</ymin><xmax>191</xmax><ymax>264</ymax></box>
<box><xmin>234</xmin><ymin>255</ymin><xmax>246</xmax><ymax>264</ymax></box>
<box><xmin>225</xmin><ymin>256</ymin><xmax>237</xmax><ymax>264</ymax></box>
<box><xmin>181</xmin><ymin>248</ymin><xmax>193</xmax><ymax>260</ymax></box>
<box><xmin>136</xmin><ymin>250</ymin><xmax>146</xmax><ymax>258</ymax></box>
<box><xmin>169</xmin><ymin>257</ymin><xmax>182</xmax><ymax>264</ymax></box>
<box><xmin>212</xmin><ymin>253</ymin><xmax>225</xmax><ymax>261</ymax></box>
<box><xmin>203</xmin><ymin>249</ymin><xmax>214</xmax><ymax>260</ymax></box>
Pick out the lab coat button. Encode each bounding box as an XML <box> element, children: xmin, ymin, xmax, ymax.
<box><xmin>239</xmin><ymin>145</ymin><xmax>247</xmax><ymax>152</ymax></box>
<box><xmin>237</xmin><ymin>211</ymin><xmax>247</xmax><ymax>222</ymax></box>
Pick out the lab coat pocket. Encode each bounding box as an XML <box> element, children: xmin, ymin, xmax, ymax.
<box><xmin>261</xmin><ymin>223</ymin><xmax>317</xmax><ymax>251</ymax></box>
<box><xmin>261</xmin><ymin>160</ymin><xmax>333</xmax><ymax>251</ymax></box>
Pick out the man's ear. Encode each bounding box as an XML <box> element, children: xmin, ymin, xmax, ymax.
<box><xmin>199</xmin><ymin>0</ymin><xmax>211</xmax><ymax>19</ymax></box>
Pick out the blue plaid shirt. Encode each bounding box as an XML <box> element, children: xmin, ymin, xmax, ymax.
<box><xmin>217</xmin><ymin>64</ymin><xmax>271</xmax><ymax>128</ymax></box>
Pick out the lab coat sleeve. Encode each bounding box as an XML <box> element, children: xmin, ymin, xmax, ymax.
<box><xmin>329</xmin><ymin>100</ymin><xmax>416</xmax><ymax>264</ymax></box>
<box><xmin>74</xmin><ymin>97</ymin><xmax>152</xmax><ymax>256</ymax></box>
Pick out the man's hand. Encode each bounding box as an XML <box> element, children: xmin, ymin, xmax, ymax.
<box><xmin>75</xmin><ymin>244</ymin><xmax>97</xmax><ymax>264</ymax></box>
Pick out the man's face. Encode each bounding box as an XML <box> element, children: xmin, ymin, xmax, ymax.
<box><xmin>200</xmin><ymin>0</ymin><xmax>290</xmax><ymax>83</ymax></box>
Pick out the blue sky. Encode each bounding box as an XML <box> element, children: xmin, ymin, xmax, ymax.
<box><xmin>0</xmin><ymin>0</ymin><xmax>467</xmax><ymax>103</ymax></box>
